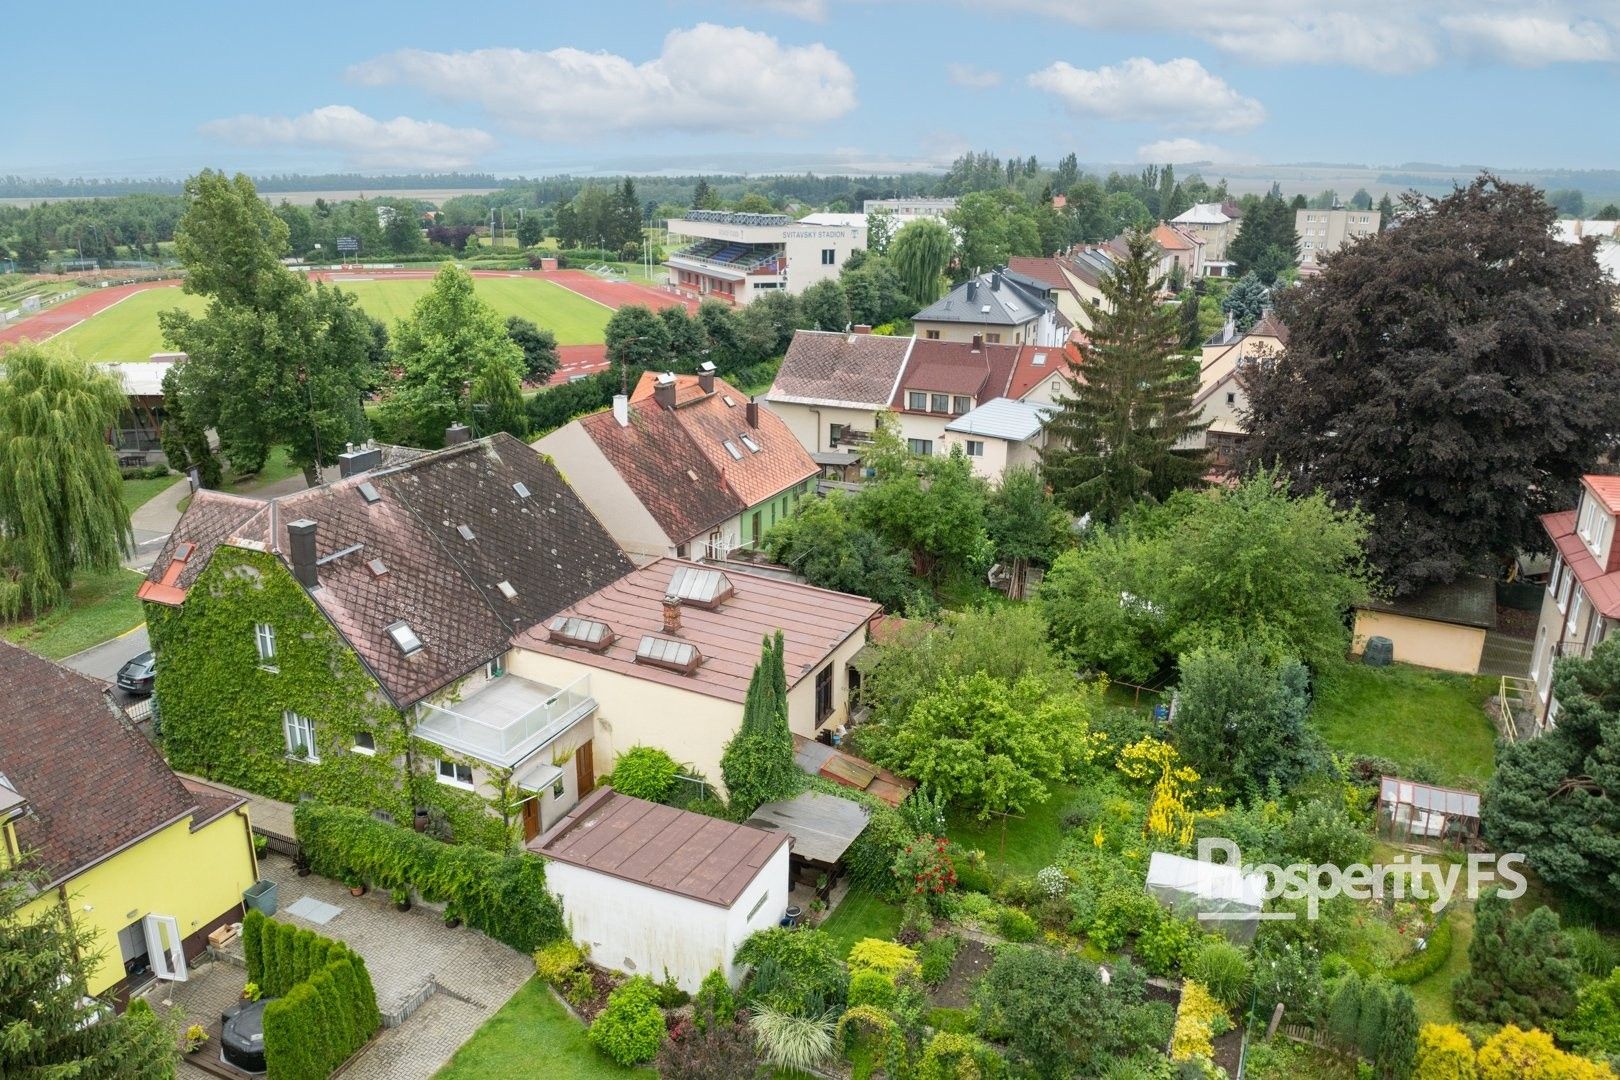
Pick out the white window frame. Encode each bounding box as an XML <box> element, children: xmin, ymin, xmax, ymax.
<box><xmin>255</xmin><ymin>622</ymin><xmax>277</xmax><ymax>668</ymax></box>
<box><xmin>282</xmin><ymin>710</ymin><xmax>318</xmax><ymax>762</ymax></box>
<box><xmin>1558</xmin><ymin>564</ymin><xmax>1574</xmax><ymax>614</ymax></box>
<box><xmin>907</xmin><ymin>390</ymin><xmax>926</xmax><ymax>410</ymax></box>
<box><xmin>906</xmin><ymin>438</ymin><xmax>933</xmax><ymax>457</ymax></box>
<box><xmin>1568</xmin><ymin>589</ymin><xmax>1585</xmax><ymax>641</ymax></box>
<box><xmin>436</xmin><ymin>758</ymin><xmax>475</xmax><ymax>790</ymax></box>
<box><xmin>351</xmin><ymin>730</ymin><xmax>376</xmax><ymax>756</ymax></box>
<box><xmin>965</xmin><ymin>440</ymin><xmax>984</xmax><ymax>458</ymax></box>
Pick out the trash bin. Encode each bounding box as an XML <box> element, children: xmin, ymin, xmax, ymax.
<box><xmin>243</xmin><ymin>879</ymin><xmax>278</xmax><ymax>917</ymax></box>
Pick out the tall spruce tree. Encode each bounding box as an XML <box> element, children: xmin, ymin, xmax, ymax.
<box><xmin>719</xmin><ymin>631</ymin><xmax>798</xmax><ymax>814</ymax></box>
<box><xmin>0</xmin><ymin>344</ymin><xmax>133</xmax><ymax>617</ymax></box>
<box><xmin>1040</xmin><ymin>227</ymin><xmax>1206</xmax><ymax>522</ymax></box>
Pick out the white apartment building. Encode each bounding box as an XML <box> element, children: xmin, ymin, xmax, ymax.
<box><xmin>862</xmin><ymin>197</ymin><xmax>958</xmax><ymax>224</ymax></box>
<box><xmin>664</xmin><ymin>210</ymin><xmax>866</xmax><ymax>305</ymax></box>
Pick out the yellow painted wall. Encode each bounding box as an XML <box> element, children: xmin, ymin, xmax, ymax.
<box><xmin>1352</xmin><ymin>610</ymin><xmax>1487</xmax><ymax>675</ymax></box>
<box><xmin>20</xmin><ymin>809</ymin><xmax>257</xmax><ymax>996</ymax></box>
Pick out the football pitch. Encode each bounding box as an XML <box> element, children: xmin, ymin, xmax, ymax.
<box><xmin>52</xmin><ymin>275</ymin><xmax>612</xmax><ymax>361</ymax></box>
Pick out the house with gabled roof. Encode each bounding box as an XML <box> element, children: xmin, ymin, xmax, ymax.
<box><xmin>534</xmin><ymin>368</ymin><xmax>820</xmax><ymax>563</ymax></box>
<box><xmin>141</xmin><ymin>432</ymin><xmax>634</xmax><ymax>848</ymax></box>
<box><xmin>2</xmin><ymin>642</ymin><xmax>257</xmax><ymax>1001</ymax></box>
<box><xmin>1171</xmin><ymin>202</ymin><xmax>1241</xmax><ymax>273</ymax></box>
<box><xmin>1181</xmin><ymin>311</ymin><xmax>1289</xmax><ymax>473</ymax></box>
<box><xmin>911</xmin><ymin>267</ymin><xmax>1070</xmax><ymax>347</ymax></box>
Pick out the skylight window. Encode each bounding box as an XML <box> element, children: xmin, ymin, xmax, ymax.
<box><xmin>457</xmin><ymin>524</ymin><xmax>475</xmax><ymax>541</ymax></box>
<box><xmin>635</xmin><ymin>634</ymin><xmax>702</xmax><ymax>674</ymax></box>
<box><xmin>387</xmin><ymin>621</ymin><xmax>423</xmax><ymax>655</ymax></box>
<box><xmin>496</xmin><ymin>580</ymin><xmax>517</xmax><ymax>600</ymax></box>
<box><xmin>722</xmin><ymin>395</ymin><xmax>737</xmax><ymax>407</ymax></box>
<box><xmin>367</xmin><ymin>558</ymin><xmax>388</xmax><ymax>577</ymax></box>
<box><xmin>548</xmin><ymin>615</ymin><xmax>615</xmax><ymax>651</ymax></box>
<box><xmin>666</xmin><ymin>565</ymin><xmax>735</xmax><ymax>609</ymax></box>
<box><xmin>358</xmin><ymin>482</ymin><xmax>381</xmax><ymax>503</ymax></box>
<box><xmin>512</xmin><ymin>481</ymin><xmax>531</xmax><ymax>498</ymax></box>
<box><xmin>1032</xmin><ymin>352</ymin><xmax>1048</xmax><ymax>366</ymax></box>
<box><xmin>740</xmin><ymin>434</ymin><xmax>761</xmax><ymax>453</ymax></box>
<box><xmin>722</xmin><ymin>440</ymin><xmax>743</xmax><ymax>460</ymax></box>
<box><xmin>173</xmin><ymin>541</ymin><xmax>196</xmax><ymax>561</ymax></box>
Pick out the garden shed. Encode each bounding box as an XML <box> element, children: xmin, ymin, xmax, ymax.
<box><xmin>530</xmin><ymin>788</ymin><xmax>790</xmax><ymax>991</ymax></box>
<box><xmin>1146</xmin><ymin>851</ymin><xmax>1267</xmax><ymax>944</ymax></box>
<box><xmin>1351</xmin><ymin>576</ymin><xmax>1496</xmax><ymax>674</ymax></box>
<box><xmin>1376</xmin><ymin>776</ymin><xmax>1481</xmax><ymax>844</ymax></box>
<box><xmin>746</xmin><ymin>790</ymin><xmax>870</xmax><ymax>892</ymax></box>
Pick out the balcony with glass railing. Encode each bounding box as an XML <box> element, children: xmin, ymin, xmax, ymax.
<box><xmin>414</xmin><ymin>673</ymin><xmax>594</xmax><ymax>768</ymax></box>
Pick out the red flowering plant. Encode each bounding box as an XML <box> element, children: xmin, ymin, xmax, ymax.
<box><xmin>892</xmin><ymin>835</ymin><xmax>958</xmax><ymax>914</ymax></box>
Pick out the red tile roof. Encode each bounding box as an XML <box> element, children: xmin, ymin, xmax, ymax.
<box><xmin>1006</xmin><ymin>343</ymin><xmax>1074</xmax><ymax>400</ymax></box>
<box><xmin>529</xmin><ymin>787</ymin><xmax>786</xmax><ymax>908</ymax></box>
<box><xmin>580</xmin><ymin>373</ymin><xmax>818</xmax><ymax>543</ymax></box>
<box><xmin>1544</xmin><ymin>510</ymin><xmax>1620</xmax><ymax>618</ymax></box>
<box><xmin>1006</xmin><ymin>256</ymin><xmax>1078</xmax><ymax>298</ymax></box>
<box><xmin>1152</xmin><ymin>222</ymin><xmax>1199</xmax><ymax>251</ymax></box>
<box><xmin>0</xmin><ymin>642</ymin><xmax>243</xmax><ymax>888</ymax></box>
<box><xmin>1585</xmin><ymin>476</ymin><xmax>1620</xmax><ymax>515</ymax></box>
<box><xmin>512</xmin><ymin>558</ymin><xmax>880</xmax><ymax>704</ymax></box>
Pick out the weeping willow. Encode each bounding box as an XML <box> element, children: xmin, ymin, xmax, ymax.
<box><xmin>0</xmin><ymin>343</ymin><xmax>133</xmax><ymax>617</ymax></box>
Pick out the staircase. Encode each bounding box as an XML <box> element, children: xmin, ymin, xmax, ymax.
<box><xmin>1480</xmin><ymin>631</ymin><xmax>1534</xmax><ymax>678</ymax></box>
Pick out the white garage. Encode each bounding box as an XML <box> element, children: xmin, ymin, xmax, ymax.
<box><xmin>530</xmin><ymin>788</ymin><xmax>790</xmax><ymax>991</ymax></box>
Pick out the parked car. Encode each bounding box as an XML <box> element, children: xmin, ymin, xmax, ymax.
<box><xmin>116</xmin><ymin>651</ymin><xmax>156</xmax><ymax>697</ymax></box>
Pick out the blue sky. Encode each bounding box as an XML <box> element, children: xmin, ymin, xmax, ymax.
<box><xmin>9</xmin><ymin>0</ymin><xmax>1619</xmax><ymax>176</ymax></box>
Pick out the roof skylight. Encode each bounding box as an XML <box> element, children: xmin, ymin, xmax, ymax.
<box><xmin>457</xmin><ymin>524</ymin><xmax>476</xmax><ymax>541</ymax></box>
<box><xmin>358</xmin><ymin>482</ymin><xmax>381</xmax><ymax>503</ymax></box>
<box><xmin>367</xmin><ymin>558</ymin><xmax>388</xmax><ymax>577</ymax></box>
<box><xmin>635</xmin><ymin>635</ymin><xmax>701</xmax><ymax>674</ymax></box>
<box><xmin>666</xmin><ymin>565</ymin><xmax>735</xmax><ymax>609</ymax></box>
<box><xmin>496</xmin><ymin>580</ymin><xmax>517</xmax><ymax>600</ymax></box>
<box><xmin>387</xmin><ymin>621</ymin><xmax>423</xmax><ymax>655</ymax></box>
<box><xmin>548</xmin><ymin>615</ymin><xmax>615</xmax><ymax>651</ymax></box>
<box><xmin>740</xmin><ymin>434</ymin><xmax>761</xmax><ymax>453</ymax></box>
<box><xmin>722</xmin><ymin>440</ymin><xmax>743</xmax><ymax>460</ymax></box>
<box><xmin>512</xmin><ymin>481</ymin><xmax>531</xmax><ymax>498</ymax></box>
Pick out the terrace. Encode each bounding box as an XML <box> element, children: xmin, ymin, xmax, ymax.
<box><xmin>414</xmin><ymin>673</ymin><xmax>595</xmax><ymax>769</ymax></box>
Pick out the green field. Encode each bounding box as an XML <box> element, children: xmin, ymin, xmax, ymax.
<box><xmin>53</xmin><ymin>275</ymin><xmax>612</xmax><ymax>360</ymax></box>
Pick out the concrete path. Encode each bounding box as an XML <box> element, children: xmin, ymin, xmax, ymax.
<box><xmin>125</xmin><ymin>476</ymin><xmax>189</xmax><ymax>571</ymax></box>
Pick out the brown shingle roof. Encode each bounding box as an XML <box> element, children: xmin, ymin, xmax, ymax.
<box><xmin>578</xmin><ymin>373</ymin><xmax>818</xmax><ymax>544</ymax></box>
<box><xmin>512</xmin><ymin>558</ymin><xmax>880</xmax><ymax>704</ymax></box>
<box><xmin>529</xmin><ymin>787</ymin><xmax>786</xmax><ymax>908</ymax></box>
<box><xmin>1007</xmin><ymin>256</ymin><xmax>1078</xmax><ymax>298</ymax></box>
<box><xmin>892</xmin><ymin>338</ymin><xmax>1022</xmax><ymax>410</ymax></box>
<box><xmin>145</xmin><ymin>434</ymin><xmax>633</xmax><ymax>708</ymax></box>
<box><xmin>0</xmin><ymin>642</ymin><xmax>239</xmax><ymax>887</ymax></box>
<box><xmin>769</xmin><ymin>330</ymin><xmax>913</xmax><ymax>408</ymax></box>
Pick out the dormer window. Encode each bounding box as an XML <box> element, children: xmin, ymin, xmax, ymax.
<box><xmin>931</xmin><ymin>394</ymin><xmax>949</xmax><ymax>413</ymax></box>
<box><xmin>952</xmin><ymin>396</ymin><xmax>972</xmax><ymax>414</ymax></box>
<box><xmin>907</xmin><ymin>391</ymin><xmax>926</xmax><ymax>410</ymax></box>
<box><xmin>1578</xmin><ymin>491</ymin><xmax>1611</xmax><ymax>558</ymax></box>
<box><xmin>387</xmin><ymin>621</ymin><xmax>423</xmax><ymax>655</ymax></box>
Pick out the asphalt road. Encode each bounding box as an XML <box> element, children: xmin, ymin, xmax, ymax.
<box><xmin>60</xmin><ymin>624</ymin><xmax>151</xmax><ymax>707</ymax></box>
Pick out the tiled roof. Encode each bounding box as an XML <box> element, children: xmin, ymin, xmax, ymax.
<box><xmin>1544</xmin><ymin>510</ymin><xmax>1620</xmax><ymax>618</ymax></box>
<box><xmin>1152</xmin><ymin>222</ymin><xmax>1199</xmax><ymax>251</ymax></box>
<box><xmin>893</xmin><ymin>338</ymin><xmax>1020</xmax><ymax>407</ymax></box>
<box><xmin>769</xmin><ymin>331</ymin><xmax>913</xmax><ymax>408</ymax></box>
<box><xmin>1251</xmin><ymin>310</ymin><xmax>1290</xmax><ymax>345</ymax></box>
<box><xmin>579</xmin><ymin>373</ymin><xmax>817</xmax><ymax>542</ymax></box>
<box><xmin>0</xmin><ymin>642</ymin><xmax>239</xmax><ymax>888</ymax></box>
<box><xmin>1007</xmin><ymin>343</ymin><xmax>1073</xmax><ymax>400</ymax></box>
<box><xmin>1006</xmin><ymin>256</ymin><xmax>1078</xmax><ymax>298</ymax></box>
<box><xmin>1585</xmin><ymin>475</ymin><xmax>1620</xmax><ymax>515</ymax></box>
<box><xmin>531</xmin><ymin>787</ymin><xmax>786</xmax><ymax>908</ymax></box>
<box><xmin>513</xmin><ymin>557</ymin><xmax>880</xmax><ymax>704</ymax></box>
<box><xmin>146</xmin><ymin>434</ymin><xmax>632</xmax><ymax>708</ymax></box>
<box><xmin>1061</xmin><ymin>247</ymin><xmax>1119</xmax><ymax>288</ymax></box>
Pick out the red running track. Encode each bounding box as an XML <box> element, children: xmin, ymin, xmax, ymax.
<box><xmin>0</xmin><ymin>281</ymin><xmax>183</xmax><ymax>347</ymax></box>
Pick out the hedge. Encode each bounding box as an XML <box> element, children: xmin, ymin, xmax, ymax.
<box><xmin>1388</xmin><ymin>915</ymin><xmax>1453</xmax><ymax>985</ymax></box>
<box><xmin>294</xmin><ymin>801</ymin><xmax>565</xmax><ymax>952</ymax></box>
<box><xmin>243</xmin><ymin>911</ymin><xmax>380</xmax><ymax>1080</ymax></box>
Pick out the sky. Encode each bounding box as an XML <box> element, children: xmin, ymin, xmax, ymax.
<box><xmin>7</xmin><ymin>0</ymin><xmax>1620</xmax><ymax>178</ymax></box>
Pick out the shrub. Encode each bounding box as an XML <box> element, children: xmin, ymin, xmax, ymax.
<box><xmin>253</xmin><ymin>916</ymin><xmax>381</xmax><ymax>1080</ymax></box>
<box><xmin>1134</xmin><ymin>915</ymin><xmax>1193</xmax><ymax>977</ymax></box>
<box><xmin>894</xmin><ymin>835</ymin><xmax>958</xmax><ymax>914</ymax></box>
<box><xmin>919</xmin><ymin>935</ymin><xmax>961</xmax><ymax>986</ymax></box>
<box><xmin>749</xmin><ymin>1003</ymin><xmax>838</xmax><ymax>1073</ymax></box>
<box><xmin>899</xmin><ymin>895</ymin><xmax>934</xmax><ymax>945</ymax></box>
<box><xmin>1036</xmin><ymin>866</ymin><xmax>1070</xmax><ymax>898</ymax></box>
<box><xmin>1477</xmin><ymin>1024</ymin><xmax>1612</xmax><ymax>1079</ymax></box>
<box><xmin>735</xmin><ymin>928</ymin><xmax>847</xmax><ymax>1014</ymax></box>
<box><xmin>1169</xmin><ymin>980</ymin><xmax>1225</xmax><ymax>1065</ymax></box>
<box><xmin>607</xmin><ymin>745</ymin><xmax>681</xmax><ymax>802</ymax></box>
<box><xmin>1117</xmin><ymin>1000</ymin><xmax>1176</xmax><ymax>1058</ymax></box>
<box><xmin>655</xmin><ymin>1014</ymin><xmax>763</xmax><ymax>1080</ymax></box>
<box><xmin>996</xmin><ymin>907</ymin><xmax>1037</xmax><ymax>943</ymax></box>
<box><xmin>692</xmin><ymin>968</ymin><xmax>737</xmax><ymax>1030</ymax></box>
<box><xmin>1186</xmin><ymin>938</ymin><xmax>1251</xmax><ymax>1010</ymax></box>
<box><xmin>534</xmin><ymin>939</ymin><xmax>584</xmax><ymax>985</ymax></box>
<box><xmin>916</xmin><ymin>1031</ymin><xmax>1006</xmax><ymax>1080</ymax></box>
<box><xmin>565</xmin><ymin>968</ymin><xmax>595</xmax><ymax>1008</ymax></box>
<box><xmin>848</xmin><ymin>968</ymin><xmax>898</xmax><ymax>1010</ymax></box>
<box><xmin>1388</xmin><ymin>915</ymin><xmax>1453</xmax><ymax>984</ymax></box>
<box><xmin>1566</xmin><ymin>926</ymin><xmax>1620</xmax><ymax>980</ymax></box>
<box><xmin>847</xmin><ymin>938</ymin><xmax>919</xmax><ymax>978</ymax></box>
<box><xmin>955</xmin><ymin>862</ymin><xmax>995</xmax><ymax>895</ymax></box>
<box><xmin>1561</xmin><ymin>967</ymin><xmax>1620</xmax><ymax>1058</ymax></box>
<box><xmin>1413</xmin><ymin>1023</ymin><xmax>1477</xmax><ymax>1080</ymax></box>
<box><xmin>589</xmin><ymin>977</ymin><xmax>666</xmax><ymax>1066</ymax></box>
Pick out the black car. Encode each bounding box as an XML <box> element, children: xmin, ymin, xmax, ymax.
<box><xmin>116</xmin><ymin>651</ymin><xmax>155</xmax><ymax>697</ymax></box>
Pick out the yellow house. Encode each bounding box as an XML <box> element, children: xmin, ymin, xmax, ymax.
<box><xmin>2</xmin><ymin>642</ymin><xmax>257</xmax><ymax>1003</ymax></box>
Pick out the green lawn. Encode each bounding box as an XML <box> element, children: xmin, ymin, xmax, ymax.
<box><xmin>2</xmin><ymin>567</ymin><xmax>144</xmax><ymax>660</ymax></box>
<box><xmin>434</xmin><ymin>979</ymin><xmax>647</xmax><ymax>1079</ymax></box>
<box><xmin>946</xmin><ymin>783</ymin><xmax>1080</xmax><ymax>878</ymax></box>
<box><xmin>121</xmin><ymin>474</ymin><xmax>184</xmax><ymax>515</ymax></box>
<box><xmin>1312</xmin><ymin>664</ymin><xmax>1498</xmax><ymax>790</ymax></box>
<box><xmin>54</xmin><ymin>275</ymin><xmax>613</xmax><ymax>361</ymax></box>
<box><xmin>1409</xmin><ymin>899</ymin><xmax>1475</xmax><ymax>1025</ymax></box>
<box><xmin>820</xmin><ymin>886</ymin><xmax>905</xmax><ymax>957</ymax></box>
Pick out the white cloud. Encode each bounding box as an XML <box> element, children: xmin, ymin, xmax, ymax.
<box><xmin>740</xmin><ymin>0</ymin><xmax>826</xmax><ymax>18</ymax></box>
<box><xmin>349</xmin><ymin>24</ymin><xmax>856</xmax><ymax>139</ymax></box>
<box><xmin>947</xmin><ymin>63</ymin><xmax>1002</xmax><ymax>88</ymax></box>
<box><xmin>1137</xmin><ymin>138</ymin><xmax>1227</xmax><ymax>164</ymax></box>
<box><xmin>199</xmin><ymin>106</ymin><xmax>496</xmax><ymax>169</ymax></box>
<box><xmin>1442</xmin><ymin>14</ymin><xmax>1613</xmax><ymax>65</ymax></box>
<box><xmin>1028</xmin><ymin>57</ymin><xmax>1265</xmax><ymax>133</ymax></box>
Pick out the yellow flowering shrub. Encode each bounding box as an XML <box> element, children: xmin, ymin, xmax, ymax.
<box><xmin>1170</xmin><ymin>979</ymin><xmax>1226</xmax><ymax>1064</ymax></box>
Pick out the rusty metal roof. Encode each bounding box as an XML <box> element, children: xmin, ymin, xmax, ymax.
<box><xmin>530</xmin><ymin>787</ymin><xmax>786</xmax><ymax>908</ymax></box>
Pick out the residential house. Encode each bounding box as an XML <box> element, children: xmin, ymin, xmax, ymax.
<box><xmin>1297</xmin><ymin>207</ymin><xmax>1381</xmax><ymax>265</ymax></box>
<box><xmin>1182</xmin><ymin>311</ymin><xmax>1289</xmax><ymax>471</ymax></box>
<box><xmin>766</xmin><ymin>329</ymin><xmax>1078</xmax><ymax>478</ymax></box>
<box><xmin>1525</xmin><ymin>476</ymin><xmax>1620</xmax><ymax>733</ymax></box>
<box><xmin>911</xmin><ymin>267</ymin><xmax>1069</xmax><ymax>347</ymax></box>
<box><xmin>1007</xmin><ymin>255</ymin><xmax>1089</xmax><ymax>329</ymax></box>
<box><xmin>535</xmin><ymin>368</ymin><xmax>819</xmax><ymax>562</ymax></box>
<box><xmin>531</xmin><ymin>787</ymin><xmax>789</xmax><ymax>991</ymax></box>
<box><xmin>1170</xmin><ymin>202</ymin><xmax>1241</xmax><ymax>274</ymax></box>
<box><xmin>1</xmin><ymin>641</ymin><xmax>257</xmax><ymax>1001</ymax></box>
<box><xmin>664</xmin><ymin>210</ymin><xmax>866</xmax><ymax>305</ymax></box>
<box><xmin>140</xmin><ymin>432</ymin><xmax>634</xmax><ymax>848</ymax></box>
<box><xmin>508</xmin><ymin>558</ymin><xmax>881</xmax><ymax>793</ymax></box>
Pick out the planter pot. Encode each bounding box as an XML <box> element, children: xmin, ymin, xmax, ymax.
<box><xmin>243</xmin><ymin>879</ymin><xmax>278</xmax><ymax>917</ymax></box>
<box><xmin>413</xmin><ymin>808</ymin><xmax>430</xmax><ymax>833</ymax></box>
<box><xmin>444</xmin><ymin>917</ymin><xmax>462</xmax><ymax>929</ymax></box>
<box><xmin>349</xmin><ymin>885</ymin><xmax>366</xmax><ymax>897</ymax></box>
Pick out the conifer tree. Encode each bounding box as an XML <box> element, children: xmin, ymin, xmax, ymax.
<box><xmin>1454</xmin><ymin>890</ymin><xmax>1579</xmax><ymax>1030</ymax></box>
<box><xmin>1326</xmin><ymin>971</ymin><xmax>1363</xmax><ymax>1053</ymax></box>
<box><xmin>1041</xmin><ymin>227</ymin><xmax>1206</xmax><ymax>522</ymax></box>
<box><xmin>1379</xmin><ymin>986</ymin><xmax>1420</xmax><ymax>1080</ymax></box>
<box><xmin>719</xmin><ymin>631</ymin><xmax>798</xmax><ymax>814</ymax></box>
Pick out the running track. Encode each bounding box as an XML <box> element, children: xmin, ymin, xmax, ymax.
<box><xmin>0</xmin><ymin>268</ymin><xmax>701</xmax><ymax>385</ymax></box>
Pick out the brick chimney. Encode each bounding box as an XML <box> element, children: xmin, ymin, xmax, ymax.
<box><xmin>662</xmin><ymin>594</ymin><xmax>681</xmax><ymax>634</ymax></box>
<box><xmin>287</xmin><ymin>519</ymin><xmax>318</xmax><ymax>589</ymax></box>
<box><xmin>444</xmin><ymin>423</ymin><xmax>471</xmax><ymax>445</ymax></box>
<box><xmin>852</xmin><ymin>324</ymin><xmax>872</xmax><ymax>334</ymax></box>
<box><xmin>653</xmin><ymin>372</ymin><xmax>678</xmax><ymax>410</ymax></box>
<box><xmin>697</xmin><ymin>361</ymin><xmax>716</xmax><ymax>394</ymax></box>
<box><xmin>745</xmin><ymin>401</ymin><xmax>760</xmax><ymax>428</ymax></box>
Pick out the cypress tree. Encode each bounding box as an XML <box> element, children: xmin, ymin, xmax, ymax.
<box><xmin>1378</xmin><ymin>986</ymin><xmax>1420</xmax><ymax>1080</ymax></box>
<box><xmin>242</xmin><ymin>909</ymin><xmax>264</xmax><ymax>986</ymax></box>
<box><xmin>1355</xmin><ymin>979</ymin><xmax>1389</xmax><ymax>1061</ymax></box>
<box><xmin>1325</xmin><ymin>970</ymin><xmax>1362</xmax><ymax>1053</ymax></box>
<box><xmin>1041</xmin><ymin>226</ymin><xmax>1207</xmax><ymax>522</ymax></box>
<box><xmin>719</xmin><ymin>632</ymin><xmax>799</xmax><ymax>814</ymax></box>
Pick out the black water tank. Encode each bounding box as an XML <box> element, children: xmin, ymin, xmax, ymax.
<box><xmin>1364</xmin><ymin>636</ymin><xmax>1394</xmax><ymax>667</ymax></box>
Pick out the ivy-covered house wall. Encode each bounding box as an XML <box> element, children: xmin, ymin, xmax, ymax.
<box><xmin>146</xmin><ymin>545</ymin><xmax>510</xmax><ymax>852</ymax></box>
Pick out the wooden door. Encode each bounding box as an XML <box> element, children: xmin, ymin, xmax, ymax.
<box><xmin>520</xmin><ymin>797</ymin><xmax>541</xmax><ymax>842</ymax></box>
<box><xmin>575</xmin><ymin>740</ymin><xmax>595</xmax><ymax>796</ymax></box>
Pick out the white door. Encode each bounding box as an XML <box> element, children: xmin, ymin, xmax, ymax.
<box><xmin>142</xmin><ymin>914</ymin><xmax>187</xmax><ymax>982</ymax></box>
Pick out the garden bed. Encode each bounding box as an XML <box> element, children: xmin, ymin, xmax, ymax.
<box><xmin>928</xmin><ymin>937</ymin><xmax>994</xmax><ymax>1008</ymax></box>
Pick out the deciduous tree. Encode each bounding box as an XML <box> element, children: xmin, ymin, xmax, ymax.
<box><xmin>1243</xmin><ymin>176</ymin><xmax>1620</xmax><ymax>596</ymax></box>
<box><xmin>986</xmin><ymin>464</ymin><xmax>1072</xmax><ymax>596</ymax></box>
<box><xmin>800</xmin><ymin>279</ymin><xmax>850</xmax><ymax>332</ymax></box>
<box><xmin>761</xmin><ymin>492</ymin><xmax>923</xmax><ymax>613</ymax></box>
<box><xmin>889</xmin><ymin>218</ymin><xmax>954</xmax><ymax>307</ymax></box>
<box><xmin>505</xmin><ymin>316</ymin><xmax>559</xmax><ymax>383</ymax></box>
<box><xmin>1172</xmin><ymin>644</ymin><xmax>1320</xmax><ymax>798</ymax></box>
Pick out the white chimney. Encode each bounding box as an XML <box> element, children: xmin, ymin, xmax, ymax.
<box><xmin>612</xmin><ymin>394</ymin><xmax>629</xmax><ymax>427</ymax></box>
